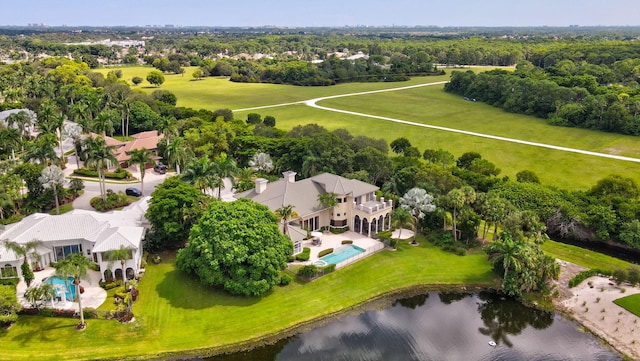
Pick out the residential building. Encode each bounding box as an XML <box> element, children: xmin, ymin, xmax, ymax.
<box><xmin>235</xmin><ymin>171</ymin><xmax>393</xmax><ymax>255</ymax></box>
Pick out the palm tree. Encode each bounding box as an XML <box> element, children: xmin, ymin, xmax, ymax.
<box><xmin>62</xmin><ymin>122</ymin><xmax>84</xmax><ymax>170</ymax></box>
<box><xmin>24</xmin><ymin>134</ymin><xmax>58</xmax><ymax>165</ymax></box>
<box><xmin>399</xmin><ymin>188</ymin><xmax>436</xmax><ymax>244</ymax></box>
<box><xmin>0</xmin><ymin>186</ymin><xmax>14</xmax><ymax>220</ymax></box>
<box><xmin>392</xmin><ymin>207</ymin><xmax>414</xmax><ymax>242</ymax></box>
<box><xmin>55</xmin><ymin>253</ymin><xmax>93</xmax><ymax>328</ymax></box>
<box><xmin>6</xmin><ymin>110</ymin><xmax>32</xmax><ymax>150</ymax></box>
<box><xmin>157</xmin><ymin>116</ymin><xmax>177</xmax><ymax>145</ymax></box>
<box><xmin>234</xmin><ymin>167</ymin><xmax>257</xmax><ymax>192</ymax></box>
<box><xmin>39</xmin><ymin>165</ymin><xmax>65</xmax><ymax>215</ymax></box>
<box><xmin>165</xmin><ymin>137</ymin><xmax>191</xmax><ymax>174</ymax></box>
<box><xmin>128</xmin><ymin>148</ymin><xmax>155</xmax><ymax>195</ymax></box>
<box><xmin>91</xmin><ymin>109</ymin><xmax>117</xmax><ymax>138</ymax></box>
<box><xmin>181</xmin><ymin>157</ymin><xmax>216</xmax><ymax>193</ymax></box>
<box><xmin>212</xmin><ymin>153</ymin><xmax>237</xmax><ymax>200</ymax></box>
<box><xmin>275</xmin><ymin>204</ymin><xmax>298</xmax><ymax>236</ymax></box>
<box><xmin>249</xmin><ymin>152</ymin><xmax>274</xmax><ymax>173</ymax></box>
<box><xmin>486</xmin><ymin>232</ymin><xmax>523</xmax><ymax>288</ymax></box>
<box><xmin>2</xmin><ymin>239</ymin><xmax>42</xmax><ymax>285</ymax></box>
<box><xmin>0</xmin><ymin>128</ymin><xmax>22</xmax><ymax>160</ymax></box>
<box><xmin>102</xmin><ymin>245</ymin><xmax>132</xmax><ymax>286</ymax></box>
<box><xmin>82</xmin><ymin>136</ymin><xmax>117</xmax><ymax>203</ymax></box>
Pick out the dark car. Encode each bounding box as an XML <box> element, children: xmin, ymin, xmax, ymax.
<box><xmin>154</xmin><ymin>163</ymin><xmax>168</xmax><ymax>174</ymax></box>
<box><xmin>125</xmin><ymin>187</ymin><xmax>142</xmax><ymax>197</ymax></box>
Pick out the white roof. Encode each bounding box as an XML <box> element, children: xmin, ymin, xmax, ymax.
<box><xmin>0</xmin><ymin>199</ymin><xmax>149</xmax><ymax>254</ymax></box>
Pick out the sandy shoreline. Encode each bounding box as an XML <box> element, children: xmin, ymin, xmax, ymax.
<box><xmin>554</xmin><ymin>261</ymin><xmax>640</xmax><ymax>360</ymax></box>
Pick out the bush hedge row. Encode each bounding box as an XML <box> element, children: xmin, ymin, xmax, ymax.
<box><xmin>295</xmin><ymin>247</ymin><xmax>311</xmax><ymax>261</ymax></box>
<box><xmin>318</xmin><ymin>248</ymin><xmax>334</xmax><ymax>257</ymax></box>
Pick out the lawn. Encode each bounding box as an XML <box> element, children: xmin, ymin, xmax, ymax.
<box><xmin>97</xmin><ymin>66</ymin><xmax>640</xmax><ymax>190</ymax></box>
<box><xmin>540</xmin><ymin>240</ymin><xmax>633</xmax><ymax>271</ymax></box>
<box><xmin>0</xmin><ymin>239</ymin><xmax>495</xmax><ymax>361</ymax></box>
<box><xmin>613</xmin><ymin>294</ymin><xmax>640</xmax><ymax>317</ymax></box>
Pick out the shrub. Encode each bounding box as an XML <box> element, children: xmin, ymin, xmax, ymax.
<box><xmin>83</xmin><ymin>308</ymin><xmax>98</xmax><ymax>319</ymax></box>
<box><xmin>568</xmin><ymin>269</ymin><xmax>612</xmax><ymax>288</ymax></box>
<box><xmin>73</xmin><ymin>168</ymin><xmax>132</xmax><ymax>180</ymax></box>
<box><xmin>295</xmin><ymin>247</ymin><xmax>311</xmax><ymax>261</ymax></box>
<box><xmin>320</xmin><ymin>264</ymin><xmax>336</xmax><ymax>273</ymax></box>
<box><xmin>297</xmin><ymin>265</ymin><xmax>318</xmax><ymax>278</ymax></box>
<box><xmin>0</xmin><ymin>278</ymin><xmax>19</xmax><ymax>287</ymax></box>
<box><xmin>279</xmin><ymin>273</ymin><xmax>292</xmax><ymax>286</ymax></box>
<box><xmin>318</xmin><ymin>248</ymin><xmax>334</xmax><ymax>257</ymax></box>
<box><xmin>389</xmin><ymin>239</ymin><xmax>398</xmax><ymax>248</ymax></box>
<box><xmin>613</xmin><ymin>268</ymin><xmax>628</xmax><ymax>285</ymax></box>
<box><xmin>341</xmin><ymin>240</ymin><xmax>353</xmax><ymax>245</ymax></box>
<box><xmin>90</xmin><ymin>190</ymin><xmax>131</xmax><ymax>211</ymax></box>
<box><xmin>99</xmin><ymin>279</ymin><xmax>122</xmax><ymax>290</ymax></box>
<box><xmin>89</xmin><ymin>262</ymin><xmax>100</xmax><ymax>272</ymax></box>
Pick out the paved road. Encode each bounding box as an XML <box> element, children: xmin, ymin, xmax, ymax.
<box><xmin>235</xmin><ymin>80</ymin><xmax>640</xmax><ymax>164</ymax></box>
<box><xmin>66</xmin><ymin>155</ymin><xmax>170</xmax><ymax>210</ymax></box>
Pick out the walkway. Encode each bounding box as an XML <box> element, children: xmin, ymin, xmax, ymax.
<box><xmin>234</xmin><ymin>81</ymin><xmax>640</xmax><ymax>164</ymax></box>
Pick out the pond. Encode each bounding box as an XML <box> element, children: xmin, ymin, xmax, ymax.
<box><xmin>201</xmin><ymin>292</ymin><xmax>621</xmax><ymax>361</ymax></box>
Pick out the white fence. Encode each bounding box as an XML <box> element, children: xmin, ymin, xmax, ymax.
<box><xmin>335</xmin><ymin>242</ymin><xmax>385</xmax><ymax>270</ymax></box>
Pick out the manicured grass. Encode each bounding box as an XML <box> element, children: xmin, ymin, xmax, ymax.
<box><xmin>613</xmin><ymin>294</ymin><xmax>640</xmax><ymax>317</ymax></box>
<box><xmin>96</xmin><ymin>66</ymin><xmax>451</xmax><ymax>110</ymax></box>
<box><xmin>0</xmin><ymin>239</ymin><xmax>495</xmax><ymax>360</ymax></box>
<box><xmin>98</xmin><ymin>66</ymin><xmax>640</xmax><ymax>190</ymax></box>
<box><xmin>47</xmin><ymin>203</ymin><xmax>73</xmax><ymax>215</ymax></box>
<box><xmin>540</xmin><ymin>240</ymin><xmax>633</xmax><ymax>271</ymax></box>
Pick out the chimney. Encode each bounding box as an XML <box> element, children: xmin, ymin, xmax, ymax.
<box><xmin>282</xmin><ymin>171</ymin><xmax>297</xmax><ymax>183</ymax></box>
<box><xmin>254</xmin><ymin>178</ymin><xmax>268</xmax><ymax>194</ymax></box>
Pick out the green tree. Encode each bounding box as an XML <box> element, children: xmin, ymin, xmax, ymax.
<box><xmin>392</xmin><ymin>206</ymin><xmax>414</xmax><ymax>244</ymax></box>
<box><xmin>212</xmin><ymin>153</ymin><xmax>237</xmax><ymax>200</ymax></box>
<box><xmin>146</xmin><ymin>70</ymin><xmax>165</xmax><ymax>87</ymax></box>
<box><xmin>146</xmin><ymin>176</ymin><xmax>207</xmax><ymax>250</ymax></box>
<box><xmin>275</xmin><ymin>204</ymin><xmax>299</xmax><ymax>236</ymax></box>
<box><xmin>102</xmin><ymin>245</ymin><xmax>132</xmax><ymax>285</ymax></box>
<box><xmin>486</xmin><ymin>232</ymin><xmax>523</xmax><ymax>288</ymax></box>
<box><xmin>55</xmin><ymin>253</ymin><xmax>93</xmax><ymax>328</ymax></box>
<box><xmin>128</xmin><ymin>148</ymin><xmax>155</xmax><ymax>195</ymax></box>
<box><xmin>2</xmin><ymin>240</ymin><xmax>42</xmax><ymax>286</ymax></box>
<box><xmin>390</xmin><ymin>137</ymin><xmax>412</xmax><ymax>155</ymax></box>
<box><xmin>263</xmin><ymin>115</ymin><xmax>276</xmax><ymax>127</ymax></box>
<box><xmin>131</xmin><ymin>76</ymin><xmax>143</xmax><ymax>86</ymax></box>
<box><xmin>192</xmin><ymin>68</ymin><xmax>205</xmax><ymax>80</ymax></box>
<box><xmin>0</xmin><ymin>285</ymin><xmax>22</xmax><ymax>326</ymax></box>
<box><xmin>176</xmin><ymin>199</ymin><xmax>292</xmax><ymax>296</ymax></box>
<box><xmin>619</xmin><ymin>220</ymin><xmax>640</xmax><ymax>248</ymax></box>
<box><xmin>82</xmin><ymin>136</ymin><xmax>117</xmax><ymax>203</ymax></box>
<box><xmin>516</xmin><ymin>170</ymin><xmax>541</xmax><ymax>184</ymax></box>
<box><xmin>164</xmin><ymin>136</ymin><xmax>192</xmax><ymax>174</ymax></box>
<box><xmin>38</xmin><ymin>165</ymin><xmax>65</xmax><ymax>215</ymax></box>
<box><xmin>91</xmin><ymin>109</ymin><xmax>118</xmax><ymax>138</ymax></box>
<box><xmin>181</xmin><ymin>157</ymin><xmax>216</xmax><ymax>193</ymax></box>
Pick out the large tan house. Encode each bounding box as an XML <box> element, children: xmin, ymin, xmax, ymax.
<box><xmin>235</xmin><ymin>171</ymin><xmax>393</xmax><ymax>255</ymax></box>
<box><xmin>87</xmin><ymin>130</ymin><xmax>164</xmax><ymax>168</ymax></box>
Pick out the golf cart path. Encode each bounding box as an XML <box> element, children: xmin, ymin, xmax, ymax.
<box><xmin>235</xmin><ymin>81</ymin><xmax>640</xmax><ymax>164</ymax></box>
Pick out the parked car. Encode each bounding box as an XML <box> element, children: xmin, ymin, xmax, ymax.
<box><xmin>154</xmin><ymin>163</ymin><xmax>168</xmax><ymax>174</ymax></box>
<box><xmin>125</xmin><ymin>187</ymin><xmax>142</xmax><ymax>197</ymax></box>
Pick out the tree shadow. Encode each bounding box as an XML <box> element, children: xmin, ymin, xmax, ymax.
<box><xmin>10</xmin><ymin>318</ymin><xmax>71</xmax><ymax>346</ymax></box>
<box><xmin>155</xmin><ymin>269</ymin><xmax>260</xmax><ymax>309</ymax></box>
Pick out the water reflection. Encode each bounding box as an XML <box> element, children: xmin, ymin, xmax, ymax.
<box><xmin>205</xmin><ymin>292</ymin><xmax>621</xmax><ymax>361</ymax></box>
<box><xmin>477</xmin><ymin>292</ymin><xmax>553</xmax><ymax>347</ymax></box>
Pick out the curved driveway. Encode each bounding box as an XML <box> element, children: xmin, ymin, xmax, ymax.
<box><xmin>235</xmin><ymin>81</ymin><xmax>640</xmax><ymax>164</ymax></box>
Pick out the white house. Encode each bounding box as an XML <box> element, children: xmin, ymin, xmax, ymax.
<box><xmin>0</xmin><ymin>198</ymin><xmax>149</xmax><ymax>282</ymax></box>
<box><xmin>235</xmin><ymin>172</ymin><xmax>393</xmax><ymax>255</ymax></box>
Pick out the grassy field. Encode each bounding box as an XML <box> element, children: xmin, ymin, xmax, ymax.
<box><xmin>0</xmin><ymin>240</ymin><xmax>495</xmax><ymax>360</ymax></box>
<box><xmin>540</xmin><ymin>240</ymin><xmax>633</xmax><ymax>271</ymax></box>
<box><xmin>613</xmin><ymin>294</ymin><xmax>640</xmax><ymax>317</ymax></box>
<box><xmin>95</xmin><ymin>66</ymin><xmax>640</xmax><ymax>190</ymax></box>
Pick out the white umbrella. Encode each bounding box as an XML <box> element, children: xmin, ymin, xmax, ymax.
<box><xmin>311</xmin><ymin>231</ymin><xmax>323</xmax><ymax>238</ymax></box>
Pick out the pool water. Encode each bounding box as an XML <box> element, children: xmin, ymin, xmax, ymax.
<box><xmin>43</xmin><ymin>276</ymin><xmax>76</xmax><ymax>301</ymax></box>
<box><xmin>320</xmin><ymin>245</ymin><xmax>365</xmax><ymax>265</ymax></box>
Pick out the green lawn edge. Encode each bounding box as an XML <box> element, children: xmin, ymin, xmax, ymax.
<box><xmin>613</xmin><ymin>294</ymin><xmax>640</xmax><ymax>317</ymax></box>
<box><xmin>0</xmin><ymin>239</ymin><xmax>496</xmax><ymax>361</ymax></box>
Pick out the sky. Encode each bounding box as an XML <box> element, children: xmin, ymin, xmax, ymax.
<box><xmin>2</xmin><ymin>0</ymin><xmax>638</xmax><ymax>27</ymax></box>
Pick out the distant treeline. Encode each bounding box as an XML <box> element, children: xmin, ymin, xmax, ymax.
<box><xmin>445</xmin><ymin>57</ymin><xmax>640</xmax><ymax>136</ymax></box>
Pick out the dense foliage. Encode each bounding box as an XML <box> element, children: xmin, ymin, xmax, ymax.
<box><xmin>445</xmin><ymin>60</ymin><xmax>640</xmax><ymax>136</ymax></box>
<box><xmin>0</xmin><ymin>285</ymin><xmax>21</xmax><ymax>326</ymax></box>
<box><xmin>146</xmin><ymin>177</ymin><xmax>208</xmax><ymax>250</ymax></box>
<box><xmin>176</xmin><ymin>199</ymin><xmax>292</xmax><ymax>296</ymax></box>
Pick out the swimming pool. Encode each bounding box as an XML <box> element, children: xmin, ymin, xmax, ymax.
<box><xmin>320</xmin><ymin>245</ymin><xmax>366</xmax><ymax>265</ymax></box>
<box><xmin>43</xmin><ymin>276</ymin><xmax>76</xmax><ymax>301</ymax></box>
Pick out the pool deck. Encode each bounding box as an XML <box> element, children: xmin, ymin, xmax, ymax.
<box><xmin>16</xmin><ymin>266</ymin><xmax>107</xmax><ymax>310</ymax></box>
